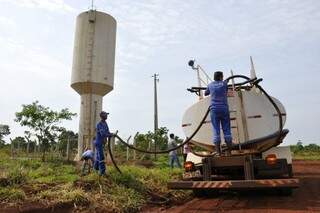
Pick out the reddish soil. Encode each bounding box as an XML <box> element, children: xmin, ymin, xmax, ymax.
<box><xmin>0</xmin><ymin>202</ymin><xmax>73</xmax><ymax>213</ymax></box>
<box><xmin>150</xmin><ymin>160</ymin><xmax>320</xmax><ymax>213</ymax></box>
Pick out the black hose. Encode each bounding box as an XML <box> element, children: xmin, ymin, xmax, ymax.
<box><xmin>255</xmin><ymin>84</ymin><xmax>283</xmax><ymax>145</ymax></box>
<box><xmin>226</xmin><ymin>74</ymin><xmax>283</xmax><ymax>145</ymax></box>
<box><xmin>146</xmin><ymin>189</ymin><xmax>170</xmax><ymax>205</ymax></box>
<box><xmin>186</xmin><ymin>75</ymin><xmax>283</xmax><ymax>156</ymax></box>
<box><xmin>107</xmin><ymin>138</ymin><xmax>122</xmax><ymax>174</ymax></box>
<box><xmin>115</xmin><ymin>107</ymin><xmax>210</xmax><ymax>154</ymax></box>
<box><xmin>105</xmin><ymin>74</ymin><xmax>285</xmax><ymax>206</ymax></box>
<box><xmin>109</xmin><ymin>74</ymin><xmax>284</xmax><ymax>169</ymax></box>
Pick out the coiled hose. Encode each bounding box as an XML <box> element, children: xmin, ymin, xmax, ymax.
<box><xmin>105</xmin><ymin>74</ymin><xmax>284</xmax><ymax>204</ymax></box>
<box><xmin>190</xmin><ymin>75</ymin><xmax>283</xmax><ymax>157</ymax></box>
<box><xmin>108</xmin><ymin>75</ymin><xmax>284</xmax><ymax>162</ymax></box>
<box><xmin>105</xmin><ymin>107</ymin><xmax>210</xmax><ymax>205</ymax></box>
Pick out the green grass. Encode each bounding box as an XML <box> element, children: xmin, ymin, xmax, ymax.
<box><xmin>0</xmin><ymin>150</ymin><xmax>190</xmax><ymax>212</ymax></box>
<box><xmin>153</xmin><ymin>154</ymin><xmax>184</xmax><ymax>169</ymax></box>
<box><xmin>0</xmin><ymin>187</ymin><xmax>26</xmax><ymax>202</ymax></box>
<box><xmin>28</xmin><ymin>163</ymin><xmax>78</xmax><ymax>183</ymax></box>
<box><xmin>37</xmin><ymin>184</ymin><xmax>89</xmax><ymax>205</ymax></box>
<box><xmin>293</xmin><ymin>152</ymin><xmax>320</xmax><ymax>160</ymax></box>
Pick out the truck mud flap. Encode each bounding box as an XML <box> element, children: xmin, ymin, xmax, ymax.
<box><xmin>168</xmin><ymin>178</ymin><xmax>299</xmax><ymax>189</ymax></box>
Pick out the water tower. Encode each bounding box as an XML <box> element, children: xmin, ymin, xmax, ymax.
<box><xmin>71</xmin><ymin>10</ymin><xmax>117</xmax><ymax>159</ymax></box>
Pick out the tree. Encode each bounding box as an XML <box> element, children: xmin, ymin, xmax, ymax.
<box><xmin>57</xmin><ymin>129</ymin><xmax>78</xmax><ymax>156</ymax></box>
<box><xmin>15</xmin><ymin>101</ymin><xmax>76</xmax><ymax>160</ymax></box>
<box><xmin>304</xmin><ymin>143</ymin><xmax>320</xmax><ymax>152</ymax></box>
<box><xmin>24</xmin><ymin>131</ymin><xmax>37</xmax><ymax>154</ymax></box>
<box><xmin>150</xmin><ymin>127</ymin><xmax>169</xmax><ymax>150</ymax></box>
<box><xmin>134</xmin><ymin>133</ymin><xmax>152</xmax><ymax>150</ymax></box>
<box><xmin>11</xmin><ymin>136</ymin><xmax>27</xmax><ymax>150</ymax></box>
<box><xmin>0</xmin><ymin>124</ymin><xmax>10</xmax><ymax>147</ymax></box>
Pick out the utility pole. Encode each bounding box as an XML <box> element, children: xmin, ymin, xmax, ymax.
<box><xmin>152</xmin><ymin>73</ymin><xmax>159</xmax><ymax>160</ymax></box>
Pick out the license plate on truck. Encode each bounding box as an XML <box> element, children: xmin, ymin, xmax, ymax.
<box><xmin>183</xmin><ymin>170</ymin><xmax>202</xmax><ymax>179</ymax></box>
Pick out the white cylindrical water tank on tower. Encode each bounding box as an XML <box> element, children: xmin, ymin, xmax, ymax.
<box><xmin>71</xmin><ymin>10</ymin><xmax>117</xmax><ymax>159</ymax></box>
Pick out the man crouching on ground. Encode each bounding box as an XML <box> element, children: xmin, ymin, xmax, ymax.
<box><xmin>81</xmin><ymin>147</ymin><xmax>94</xmax><ymax>176</ymax></box>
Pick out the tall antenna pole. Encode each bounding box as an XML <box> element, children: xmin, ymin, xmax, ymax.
<box><xmin>152</xmin><ymin>73</ymin><xmax>159</xmax><ymax>160</ymax></box>
<box><xmin>91</xmin><ymin>0</ymin><xmax>94</xmax><ymax>10</ymax></box>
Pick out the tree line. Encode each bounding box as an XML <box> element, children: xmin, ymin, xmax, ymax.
<box><xmin>1</xmin><ymin>101</ymin><xmax>183</xmax><ymax>161</ymax></box>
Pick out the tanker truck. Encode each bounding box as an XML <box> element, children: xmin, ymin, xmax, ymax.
<box><xmin>168</xmin><ymin>58</ymin><xmax>299</xmax><ymax>195</ymax></box>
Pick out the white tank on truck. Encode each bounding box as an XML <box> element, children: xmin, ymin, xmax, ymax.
<box><xmin>182</xmin><ymin>57</ymin><xmax>286</xmax><ymax>152</ymax></box>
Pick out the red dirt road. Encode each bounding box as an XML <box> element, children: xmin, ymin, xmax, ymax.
<box><xmin>157</xmin><ymin>160</ymin><xmax>320</xmax><ymax>213</ymax></box>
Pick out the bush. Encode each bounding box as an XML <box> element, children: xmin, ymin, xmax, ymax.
<box><xmin>38</xmin><ymin>186</ymin><xmax>89</xmax><ymax>205</ymax></box>
<box><xmin>7</xmin><ymin>167</ymin><xmax>28</xmax><ymax>185</ymax></box>
<box><xmin>110</xmin><ymin>185</ymin><xmax>145</xmax><ymax>212</ymax></box>
<box><xmin>19</xmin><ymin>159</ymin><xmax>42</xmax><ymax>170</ymax></box>
<box><xmin>28</xmin><ymin>164</ymin><xmax>78</xmax><ymax>183</ymax></box>
<box><xmin>109</xmin><ymin>169</ymin><xmax>147</xmax><ymax>194</ymax></box>
<box><xmin>0</xmin><ymin>187</ymin><xmax>26</xmax><ymax>201</ymax></box>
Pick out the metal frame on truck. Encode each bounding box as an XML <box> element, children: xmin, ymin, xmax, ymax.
<box><xmin>168</xmin><ymin>146</ymin><xmax>299</xmax><ymax>194</ymax></box>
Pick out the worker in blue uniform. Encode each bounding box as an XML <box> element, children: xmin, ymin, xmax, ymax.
<box><xmin>94</xmin><ymin>111</ymin><xmax>113</xmax><ymax>175</ymax></box>
<box><xmin>81</xmin><ymin>147</ymin><xmax>94</xmax><ymax>176</ymax></box>
<box><xmin>205</xmin><ymin>71</ymin><xmax>232</xmax><ymax>156</ymax></box>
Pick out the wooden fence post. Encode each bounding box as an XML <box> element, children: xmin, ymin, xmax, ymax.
<box><xmin>133</xmin><ymin>132</ymin><xmax>139</xmax><ymax>160</ymax></box>
<box><xmin>67</xmin><ymin>137</ymin><xmax>70</xmax><ymax>161</ymax></box>
<box><xmin>126</xmin><ymin>135</ymin><xmax>132</xmax><ymax>161</ymax></box>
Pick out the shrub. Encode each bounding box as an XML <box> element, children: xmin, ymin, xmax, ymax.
<box><xmin>7</xmin><ymin>167</ymin><xmax>28</xmax><ymax>185</ymax></box>
<box><xmin>19</xmin><ymin>159</ymin><xmax>42</xmax><ymax>170</ymax></box>
<box><xmin>0</xmin><ymin>187</ymin><xmax>26</xmax><ymax>201</ymax></box>
<box><xmin>38</xmin><ymin>186</ymin><xmax>89</xmax><ymax>205</ymax></box>
<box><xmin>105</xmin><ymin>184</ymin><xmax>145</xmax><ymax>213</ymax></box>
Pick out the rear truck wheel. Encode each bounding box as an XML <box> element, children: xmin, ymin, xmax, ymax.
<box><xmin>287</xmin><ymin>164</ymin><xmax>293</xmax><ymax>178</ymax></box>
<box><xmin>277</xmin><ymin>188</ymin><xmax>293</xmax><ymax>196</ymax></box>
<box><xmin>193</xmin><ymin>189</ymin><xmax>206</xmax><ymax>197</ymax></box>
<box><xmin>193</xmin><ymin>189</ymin><xmax>219</xmax><ymax>197</ymax></box>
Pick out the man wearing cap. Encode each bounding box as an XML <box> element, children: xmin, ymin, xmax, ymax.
<box><xmin>93</xmin><ymin>111</ymin><xmax>113</xmax><ymax>176</ymax></box>
<box><xmin>205</xmin><ymin>71</ymin><xmax>233</xmax><ymax>156</ymax></box>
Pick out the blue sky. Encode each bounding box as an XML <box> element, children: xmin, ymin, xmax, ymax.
<box><xmin>0</xmin><ymin>0</ymin><xmax>319</xmax><ymax>145</ymax></box>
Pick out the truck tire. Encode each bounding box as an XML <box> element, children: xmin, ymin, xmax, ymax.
<box><xmin>287</xmin><ymin>164</ymin><xmax>293</xmax><ymax>178</ymax></box>
<box><xmin>193</xmin><ymin>189</ymin><xmax>207</xmax><ymax>197</ymax></box>
<box><xmin>278</xmin><ymin>188</ymin><xmax>293</xmax><ymax>196</ymax></box>
<box><xmin>193</xmin><ymin>189</ymin><xmax>218</xmax><ymax>197</ymax></box>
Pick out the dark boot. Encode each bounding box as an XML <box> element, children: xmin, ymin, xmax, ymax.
<box><xmin>226</xmin><ymin>143</ymin><xmax>233</xmax><ymax>156</ymax></box>
<box><xmin>215</xmin><ymin>144</ymin><xmax>221</xmax><ymax>156</ymax></box>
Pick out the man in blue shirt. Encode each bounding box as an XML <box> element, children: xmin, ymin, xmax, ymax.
<box><xmin>205</xmin><ymin>71</ymin><xmax>232</xmax><ymax>156</ymax></box>
<box><xmin>93</xmin><ymin>111</ymin><xmax>113</xmax><ymax>175</ymax></box>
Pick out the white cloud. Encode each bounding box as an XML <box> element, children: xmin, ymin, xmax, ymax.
<box><xmin>0</xmin><ymin>0</ymin><xmax>319</xmax><ymax>145</ymax></box>
<box><xmin>0</xmin><ymin>0</ymin><xmax>75</xmax><ymax>12</ymax></box>
<box><xmin>0</xmin><ymin>16</ymin><xmax>16</xmax><ymax>29</ymax></box>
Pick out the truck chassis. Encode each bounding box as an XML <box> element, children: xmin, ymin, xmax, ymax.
<box><xmin>168</xmin><ymin>152</ymin><xmax>299</xmax><ymax>195</ymax></box>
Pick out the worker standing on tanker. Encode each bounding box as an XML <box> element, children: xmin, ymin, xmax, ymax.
<box><xmin>205</xmin><ymin>71</ymin><xmax>232</xmax><ymax>156</ymax></box>
<box><xmin>94</xmin><ymin>111</ymin><xmax>113</xmax><ymax>176</ymax></box>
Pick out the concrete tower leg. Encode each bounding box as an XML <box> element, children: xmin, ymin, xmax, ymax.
<box><xmin>76</xmin><ymin>93</ymin><xmax>102</xmax><ymax>160</ymax></box>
